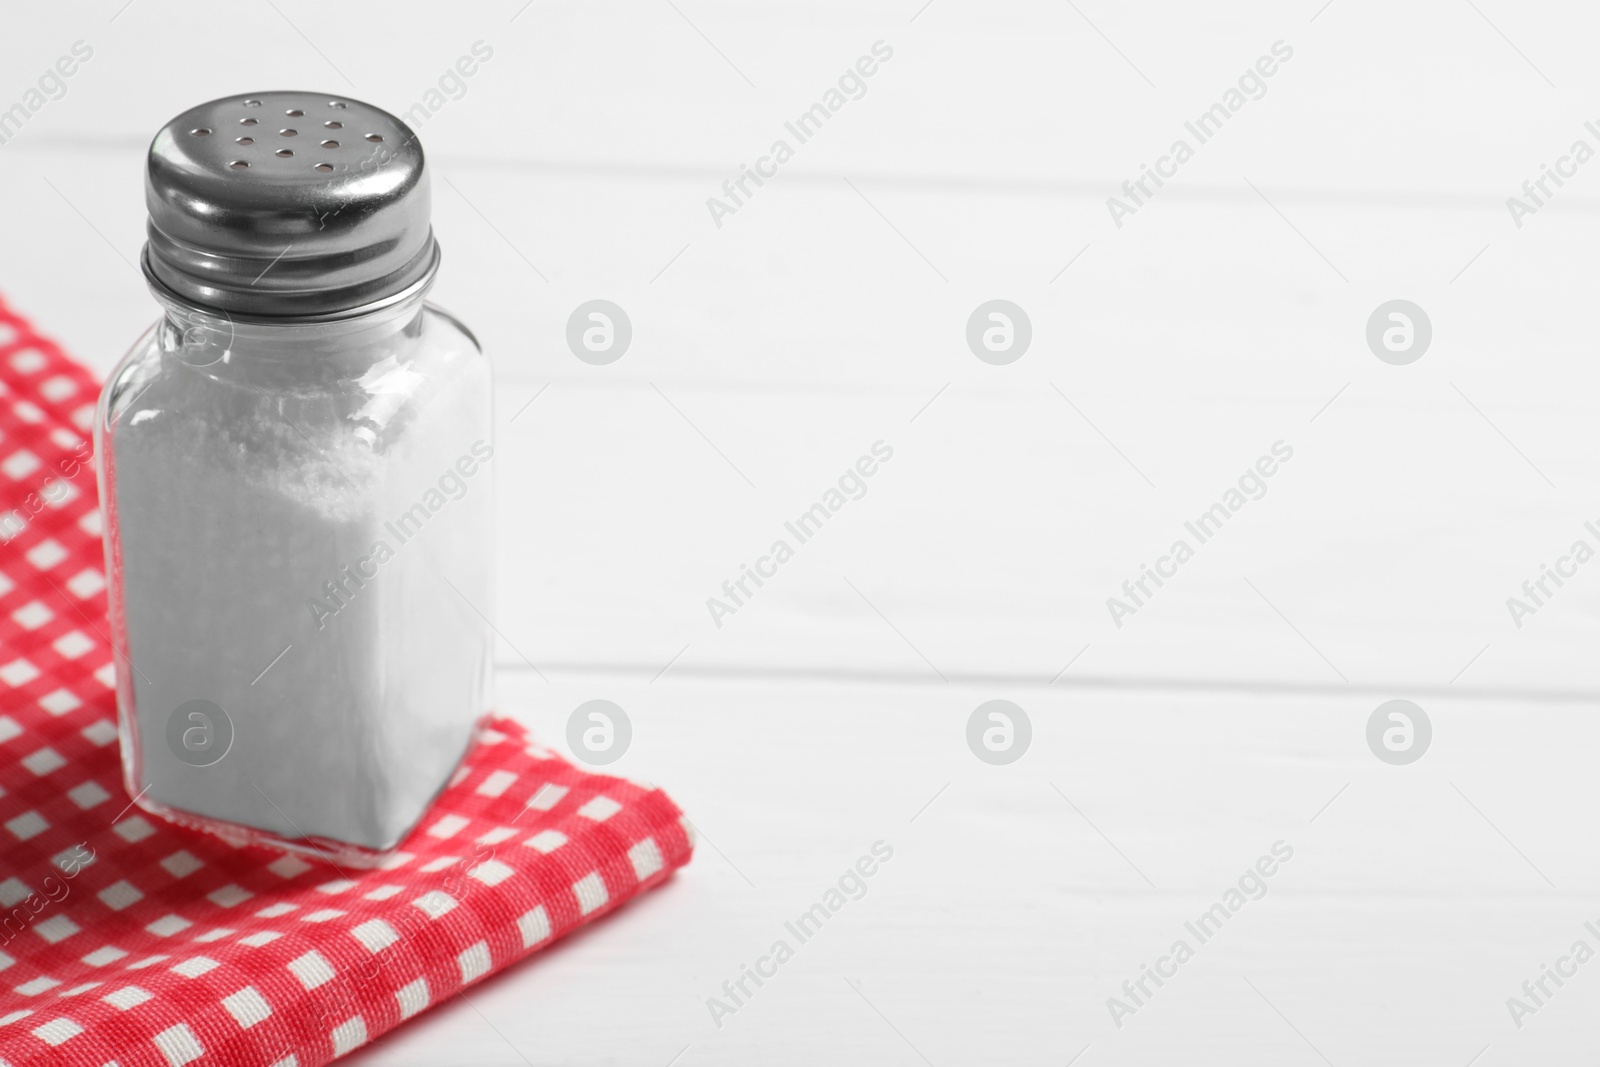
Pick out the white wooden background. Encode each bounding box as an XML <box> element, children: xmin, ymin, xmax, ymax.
<box><xmin>7</xmin><ymin>1</ymin><xmax>1600</xmax><ymax>1063</ymax></box>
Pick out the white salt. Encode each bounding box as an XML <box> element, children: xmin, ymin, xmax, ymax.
<box><xmin>104</xmin><ymin>303</ymin><xmax>492</xmax><ymax>857</ymax></box>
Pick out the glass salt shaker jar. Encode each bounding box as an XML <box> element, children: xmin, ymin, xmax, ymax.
<box><xmin>96</xmin><ymin>92</ymin><xmax>493</xmax><ymax>865</ymax></box>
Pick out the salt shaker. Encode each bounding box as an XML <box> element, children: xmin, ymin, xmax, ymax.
<box><xmin>96</xmin><ymin>92</ymin><xmax>493</xmax><ymax>864</ymax></box>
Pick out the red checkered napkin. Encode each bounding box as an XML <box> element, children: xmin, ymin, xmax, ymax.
<box><xmin>0</xmin><ymin>296</ymin><xmax>694</xmax><ymax>1067</ymax></box>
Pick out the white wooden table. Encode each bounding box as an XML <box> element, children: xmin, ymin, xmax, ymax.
<box><xmin>6</xmin><ymin>1</ymin><xmax>1600</xmax><ymax>1062</ymax></box>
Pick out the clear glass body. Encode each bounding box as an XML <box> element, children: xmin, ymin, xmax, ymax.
<box><xmin>96</xmin><ymin>288</ymin><xmax>493</xmax><ymax>865</ymax></box>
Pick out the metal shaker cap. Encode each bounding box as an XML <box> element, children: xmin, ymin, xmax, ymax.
<box><xmin>143</xmin><ymin>91</ymin><xmax>439</xmax><ymax>320</ymax></box>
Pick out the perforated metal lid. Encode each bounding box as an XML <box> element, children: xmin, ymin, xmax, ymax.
<box><xmin>142</xmin><ymin>91</ymin><xmax>438</xmax><ymax>320</ymax></box>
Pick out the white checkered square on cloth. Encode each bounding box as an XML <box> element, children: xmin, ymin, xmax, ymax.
<box><xmin>0</xmin><ymin>296</ymin><xmax>694</xmax><ymax>1066</ymax></box>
